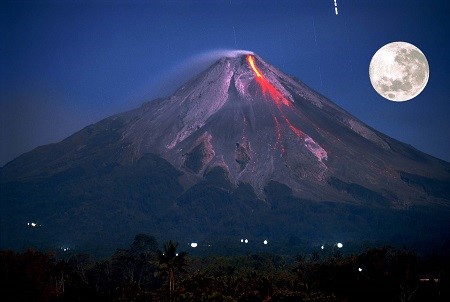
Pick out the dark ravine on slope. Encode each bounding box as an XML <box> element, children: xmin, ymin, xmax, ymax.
<box><xmin>1</xmin><ymin>53</ymin><xmax>449</xmax><ymax>254</ymax></box>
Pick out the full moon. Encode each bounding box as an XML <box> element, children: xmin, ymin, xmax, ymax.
<box><xmin>369</xmin><ymin>42</ymin><xmax>429</xmax><ymax>102</ymax></box>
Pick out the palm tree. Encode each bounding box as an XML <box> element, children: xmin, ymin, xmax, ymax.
<box><xmin>157</xmin><ymin>241</ymin><xmax>188</xmax><ymax>296</ymax></box>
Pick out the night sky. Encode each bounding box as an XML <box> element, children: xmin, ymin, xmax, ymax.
<box><xmin>1</xmin><ymin>0</ymin><xmax>450</xmax><ymax>166</ymax></box>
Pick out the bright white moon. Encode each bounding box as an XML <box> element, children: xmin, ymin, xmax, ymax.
<box><xmin>369</xmin><ymin>42</ymin><xmax>429</xmax><ymax>102</ymax></box>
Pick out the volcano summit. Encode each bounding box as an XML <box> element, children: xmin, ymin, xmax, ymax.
<box><xmin>1</xmin><ymin>53</ymin><xmax>449</xmax><ymax>253</ymax></box>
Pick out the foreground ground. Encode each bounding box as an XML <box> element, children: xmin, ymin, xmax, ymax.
<box><xmin>1</xmin><ymin>234</ymin><xmax>449</xmax><ymax>302</ymax></box>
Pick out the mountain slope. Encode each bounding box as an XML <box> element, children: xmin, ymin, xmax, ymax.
<box><xmin>1</xmin><ymin>53</ymin><xmax>449</xmax><ymax>252</ymax></box>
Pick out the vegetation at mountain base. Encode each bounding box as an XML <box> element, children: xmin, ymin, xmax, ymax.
<box><xmin>1</xmin><ymin>234</ymin><xmax>449</xmax><ymax>302</ymax></box>
<box><xmin>2</xmin><ymin>157</ymin><xmax>450</xmax><ymax>257</ymax></box>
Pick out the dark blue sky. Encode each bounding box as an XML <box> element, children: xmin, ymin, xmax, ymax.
<box><xmin>1</xmin><ymin>0</ymin><xmax>449</xmax><ymax>166</ymax></box>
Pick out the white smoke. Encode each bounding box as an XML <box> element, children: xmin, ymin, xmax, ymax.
<box><xmin>186</xmin><ymin>49</ymin><xmax>254</xmax><ymax>65</ymax></box>
<box><xmin>129</xmin><ymin>49</ymin><xmax>254</xmax><ymax>103</ymax></box>
<box><xmin>161</xmin><ymin>48</ymin><xmax>254</xmax><ymax>88</ymax></box>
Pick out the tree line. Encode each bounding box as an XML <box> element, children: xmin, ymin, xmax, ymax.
<box><xmin>1</xmin><ymin>234</ymin><xmax>448</xmax><ymax>301</ymax></box>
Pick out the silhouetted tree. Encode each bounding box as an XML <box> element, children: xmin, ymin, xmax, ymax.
<box><xmin>68</xmin><ymin>253</ymin><xmax>91</xmax><ymax>285</ymax></box>
<box><xmin>157</xmin><ymin>241</ymin><xmax>188</xmax><ymax>297</ymax></box>
<box><xmin>130</xmin><ymin>233</ymin><xmax>158</xmax><ymax>254</ymax></box>
<box><xmin>128</xmin><ymin>233</ymin><xmax>159</xmax><ymax>289</ymax></box>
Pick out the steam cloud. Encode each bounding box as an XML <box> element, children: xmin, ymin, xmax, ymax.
<box><xmin>134</xmin><ymin>49</ymin><xmax>254</xmax><ymax>102</ymax></box>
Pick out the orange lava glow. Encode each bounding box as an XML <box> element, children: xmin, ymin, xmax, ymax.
<box><xmin>273</xmin><ymin>115</ymin><xmax>286</xmax><ymax>157</ymax></box>
<box><xmin>247</xmin><ymin>55</ymin><xmax>262</xmax><ymax>78</ymax></box>
<box><xmin>247</xmin><ymin>55</ymin><xmax>307</xmax><ymax>154</ymax></box>
<box><xmin>272</xmin><ymin>115</ymin><xmax>282</xmax><ymax>148</ymax></box>
<box><xmin>246</xmin><ymin>55</ymin><xmax>291</xmax><ymax>108</ymax></box>
<box><xmin>284</xmin><ymin>117</ymin><xmax>305</xmax><ymax>139</ymax></box>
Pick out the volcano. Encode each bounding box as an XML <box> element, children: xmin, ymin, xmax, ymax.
<box><xmin>1</xmin><ymin>53</ymin><xmax>449</xmax><ymax>253</ymax></box>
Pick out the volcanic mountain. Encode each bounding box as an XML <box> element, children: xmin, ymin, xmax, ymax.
<box><xmin>1</xmin><ymin>53</ymin><xmax>449</xmax><ymax>253</ymax></box>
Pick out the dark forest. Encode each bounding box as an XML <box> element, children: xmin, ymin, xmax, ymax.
<box><xmin>1</xmin><ymin>234</ymin><xmax>448</xmax><ymax>302</ymax></box>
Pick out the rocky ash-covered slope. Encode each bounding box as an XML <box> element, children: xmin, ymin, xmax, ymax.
<box><xmin>1</xmin><ymin>52</ymin><xmax>449</xmax><ymax>253</ymax></box>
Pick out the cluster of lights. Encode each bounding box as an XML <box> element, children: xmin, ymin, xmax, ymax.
<box><xmin>186</xmin><ymin>240</ymin><xmax>345</xmax><ymax>250</ymax></box>
<box><xmin>61</xmin><ymin>247</ymin><xmax>70</xmax><ymax>252</ymax></box>
<box><xmin>27</xmin><ymin>222</ymin><xmax>39</xmax><ymax>227</ymax></box>
<box><xmin>191</xmin><ymin>238</ymin><xmax>269</xmax><ymax>247</ymax></box>
<box><xmin>240</xmin><ymin>238</ymin><xmax>269</xmax><ymax>245</ymax></box>
<box><xmin>319</xmin><ymin>243</ymin><xmax>344</xmax><ymax>250</ymax></box>
<box><xmin>189</xmin><ymin>242</ymin><xmax>212</xmax><ymax>248</ymax></box>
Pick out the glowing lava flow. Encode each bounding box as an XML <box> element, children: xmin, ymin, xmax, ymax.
<box><xmin>272</xmin><ymin>115</ymin><xmax>286</xmax><ymax>156</ymax></box>
<box><xmin>272</xmin><ymin>115</ymin><xmax>282</xmax><ymax>148</ymax></box>
<box><xmin>247</xmin><ymin>55</ymin><xmax>303</xmax><ymax>140</ymax></box>
<box><xmin>247</xmin><ymin>55</ymin><xmax>262</xmax><ymax>78</ymax></box>
<box><xmin>247</xmin><ymin>55</ymin><xmax>328</xmax><ymax>162</ymax></box>
<box><xmin>284</xmin><ymin>117</ymin><xmax>305</xmax><ymax>139</ymax></box>
<box><xmin>247</xmin><ymin>55</ymin><xmax>291</xmax><ymax>107</ymax></box>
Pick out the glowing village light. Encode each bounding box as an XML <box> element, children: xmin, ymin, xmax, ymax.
<box><xmin>244</xmin><ymin>239</ymin><xmax>248</xmax><ymax>244</ymax></box>
<box><xmin>176</xmin><ymin>253</ymin><xmax>179</xmax><ymax>256</ymax></box>
<box><xmin>337</xmin><ymin>242</ymin><xmax>343</xmax><ymax>248</ymax></box>
<box><xmin>263</xmin><ymin>240</ymin><xmax>268</xmax><ymax>245</ymax></box>
<box><xmin>190</xmin><ymin>242</ymin><xmax>198</xmax><ymax>248</ymax></box>
<box><xmin>321</xmin><ymin>245</ymin><xmax>324</xmax><ymax>250</ymax></box>
<box><xmin>358</xmin><ymin>267</ymin><xmax>363</xmax><ymax>272</ymax></box>
<box><xmin>240</xmin><ymin>239</ymin><xmax>244</xmax><ymax>243</ymax></box>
